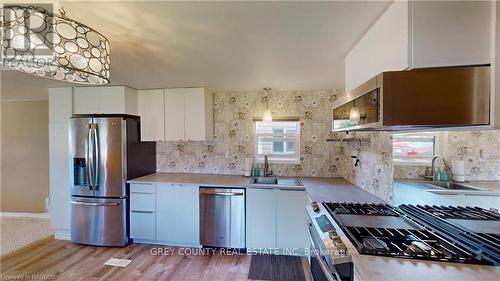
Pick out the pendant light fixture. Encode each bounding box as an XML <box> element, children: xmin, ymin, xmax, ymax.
<box><xmin>1</xmin><ymin>5</ymin><xmax>110</xmax><ymax>84</ymax></box>
<box><xmin>349</xmin><ymin>101</ymin><xmax>360</xmax><ymax>125</ymax></box>
<box><xmin>262</xmin><ymin>87</ymin><xmax>273</xmax><ymax>123</ymax></box>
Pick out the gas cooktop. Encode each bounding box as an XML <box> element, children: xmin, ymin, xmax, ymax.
<box><xmin>322</xmin><ymin>202</ymin><xmax>500</xmax><ymax>266</ymax></box>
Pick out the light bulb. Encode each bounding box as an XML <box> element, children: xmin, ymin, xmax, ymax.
<box><xmin>263</xmin><ymin>109</ymin><xmax>273</xmax><ymax>122</ymax></box>
<box><xmin>349</xmin><ymin>107</ymin><xmax>360</xmax><ymax>124</ymax></box>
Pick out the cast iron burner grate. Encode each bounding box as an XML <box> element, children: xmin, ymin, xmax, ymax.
<box><xmin>323</xmin><ymin>202</ymin><xmax>399</xmax><ymax>216</ymax></box>
<box><xmin>343</xmin><ymin>226</ymin><xmax>498</xmax><ymax>265</ymax></box>
<box><xmin>416</xmin><ymin>205</ymin><xmax>500</xmax><ymax>220</ymax></box>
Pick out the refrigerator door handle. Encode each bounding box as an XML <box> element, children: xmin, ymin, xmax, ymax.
<box><xmin>70</xmin><ymin>201</ymin><xmax>120</xmax><ymax>207</ymax></box>
<box><xmin>85</xmin><ymin>124</ymin><xmax>93</xmax><ymax>190</ymax></box>
<box><xmin>92</xmin><ymin>123</ymin><xmax>100</xmax><ymax>191</ymax></box>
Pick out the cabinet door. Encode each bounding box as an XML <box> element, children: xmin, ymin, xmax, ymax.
<box><xmin>345</xmin><ymin>0</ymin><xmax>409</xmax><ymax>91</ymax></box>
<box><xmin>130</xmin><ymin>211</ymin><xmax>155</xmax><ymax>240</ymax></box>
<box><xmin>276</xmin><ymin>190</ymin><xmax>308</xmax><ymax>251</ymax></box>
<box><xmin>411</xmin><ymin>0</ymin><xmax>491</xmax><ymax>68</ymax></box>
<box><xmin>99</xmin><ymin>86</ymin><xmax>125</xmax><ymax>114</ymax></box>
<box><xmin>246</xmin><ymin>188</ymin><xmax>276</xmax><ymax>249</ymax></box>
<box><xmin>49</xmin><ymin>88</ymin><xmax>72</xmax><ymax>124</ymax></box>
<box><xmin>164</xmin><ymin>89</ymin><xmax>185</xmax><ymax>141</ymax></box>
<box><xmin>184</xmin><ymin>88</ymin><xmax>208</xmax><ymax>141</ymax></box>
<box><xmin>49</xmin><ymin>123</ymin><xmax>71</xmax><ymax>232</ymax></box>
<box><xmin>138</xmin><ymin>89</ymin><xmax>165</xmax><ymax>141</ymax></box>
<box><xmin>124</xmin><ymin>87</ymin><xmax>138</xmax><ymax>115</ymax></box>
<box><xmin>73</xmin><ymin>87</ymin><xmax>100</xmax><ymax>114</ymax></box>
<box><xmin>156</xmin><ymin>184</ymin><xmax>200</xmax><ymax>246</ymax></box>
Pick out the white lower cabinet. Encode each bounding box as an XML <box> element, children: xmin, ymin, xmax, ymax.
<box><xmin>130</xmin><ymin>211</ymin><xmax>155</xmax><ymax>240</ymax></box>
<box><xmin>130</xmin><ymin>183</ymin><xmax>156</xmax><ymax>241</ymax></box>
<box><xmin>155</xmin><ymin>184</ymin><xmax>200</xmax><ymax>246</ymax></box>
<box><xmin>246</xmin><ymin>188</ymin><xmax>277</xmax><ymax>249</ymax></box>
<box><xmin>246</xmin><ymin>188</ymin><xmax>308</xmax><ymax>255</ymax></box>
<box><xmin>276</xmin><ymin>190</ymin><xmax>308</xmax><ymax>252</ymax></box>
<box><xmin>130</xmin><ymin>183</ymin><xmax>200</xmax><ymax>246</ymax></box>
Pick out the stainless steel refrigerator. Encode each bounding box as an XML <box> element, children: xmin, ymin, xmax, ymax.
<box><xmin>69</xmin><ymin>115</ymin><xmax>155</xmax><ymax>246</ymax></box>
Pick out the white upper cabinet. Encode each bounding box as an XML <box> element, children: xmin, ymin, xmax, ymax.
<box><xmin>73</xmin><ymin>86</ymin><xmax>138</xmax><ymax>115</ymax></box>
<box><xmin>345</xmin><ymin>0</ymin><xmax>409</xmax><ymax>93</ymax></box>
<box><xmin>345</xmin><ymin>0</ymin><xmax>492</xmax><ymax>92</ymax></box>
<box><xmin>49</xmin><ymin>88</ymin><xmax>73</xmax><ymax>124</ymax></box>
<box><xmin>138</xmin><ymin>87</ymin><xmax>214</xmax><ymax>141</ymax></box>
<box><xmin>411</xmin><ymin>1</ymin><xmax>491</xmax><ymax>68</ymax></box>
<box><xmin>138</xmin><ymin>89</ymin><xmax>165</xmax><ymax>141</ymax></box>
<box><xmin>73</xmin><ymin>87</ymin><xmax>100</xmax><ymax>114</ymax></box>
<box><xmin>184</xmin><ymin>88</ymin><xmax>214</xmax><ymax>141</ymax></box>
<box><xmin>165</xmin><ymin>88</ymin><xmax>186</xmax><ymax>141</ymax></box>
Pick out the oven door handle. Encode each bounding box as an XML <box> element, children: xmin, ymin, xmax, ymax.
<box><xmin>314</xmin><ymin>251</ymin><xmax>342</xmax><ymax>281</ymax></box>
<box><xmin>309</xmin><ymin>223</ymin><xmax>343</xmax><ymax>281</ymax></box>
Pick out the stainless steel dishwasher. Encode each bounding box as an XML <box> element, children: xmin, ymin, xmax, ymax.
<box><xmin>199</xmin><ymin>187</ymin><xmax>245</xmax><ymax>248</ymax></box>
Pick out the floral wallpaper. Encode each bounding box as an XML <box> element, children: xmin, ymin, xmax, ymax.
<box><xmin>157</xmin><ymin>89</ymin><xmax>344</xmax><ymax>177</ymax></box>
<box><xmin>395</xmin><ymin>130</ymin><xmax>500</xmax><ymax>180</ymax></box>
<box><xmin>334</xmin><ymin>132</ymin><xmax>394</xmax><ymax>204</ymax></box>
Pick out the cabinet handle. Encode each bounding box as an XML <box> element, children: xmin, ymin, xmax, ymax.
<box><xmin>131</xmin><ymin>191</ymin><xmax>154</xmax><ymax>194</ymax></box>
<box><xmin>131</xmin><ymin>210</ymin><xmax>154</xmax><ymax>213</ymax></box>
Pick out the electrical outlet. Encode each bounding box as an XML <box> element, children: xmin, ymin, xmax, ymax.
<box><xmin>45</xmin><ymin>197</ymin><xmax>50</xmax><ymax>211</ymax></box>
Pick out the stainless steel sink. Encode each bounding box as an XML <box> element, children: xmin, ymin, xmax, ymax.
<box><xmin>251</xmin><ymin>177</ymin><xmax>303</xmax><ymax>187</ymax></box>
<box><xmin>400</xmin><ymin>180</ymin><xmax>478</xmax><ymax>191</ymax></box>
<box><xmin>252</xmin><ymin>177</ymin><xmax>278</xmax><ymax>185</ymax></box>
<box><xmin>425</xmin><ymin>181</ymin><xmax>477</xmax><ymax>190</ymax></box>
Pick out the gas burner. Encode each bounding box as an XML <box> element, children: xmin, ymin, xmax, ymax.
<box><xmin>417</xmin><ymin>205</ymin><xmax>500</xmax><ymax>220</ymax></box>
<box><xmin>323</xmin><ymin>202</ymin><xmax>399</xmax><ymax>217</ymax></box>
<box><xmin>344</xmin><ymin>226</ymin><xmax>498</xmax><ymax>265</ymax></box>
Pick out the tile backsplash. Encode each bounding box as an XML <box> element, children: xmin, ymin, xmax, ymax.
<box><xmin>157</xmin><ymin>89</ymin><xmax>344</xmax><ymax>177</ymax></box>
<box><xmin>394</xmin><ymin>130</ymin><xmax>500</xmax><ymax>180</ymax></box>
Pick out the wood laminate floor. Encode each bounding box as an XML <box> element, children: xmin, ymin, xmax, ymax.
<box><xmin>0</xmin><ymin>238</ymin><xmax>310</xmax><ymax>281</ymax></box>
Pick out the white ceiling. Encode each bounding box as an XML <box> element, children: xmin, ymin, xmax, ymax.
<box><xmin>1</xmin><ymin>1</ymin><xmax>391</xmax><ymax>100</ymax></box>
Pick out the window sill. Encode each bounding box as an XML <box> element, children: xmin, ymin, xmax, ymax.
<box><xmin>394</xmin><ymin>161</ymin><xmax>431</xmax><ymax>167</ymax></box>
<box><xmin>255</xmin><ymin>159</ymin><xmax>301</xmax><ymax>165</ymax></box>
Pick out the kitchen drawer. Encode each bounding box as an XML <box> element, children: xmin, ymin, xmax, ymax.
<box><xmin>130</xmin><ymin>211</ymin><xmax>155</xmax><ymax>240</ymax></box>
<box><xmin>130</xmin><ymin>192</ymin><xmax>155</xmax><ymax>212</ymax></box>
<box><xmin>130</xmin><ymin>183</ymin><xmax>155</xmax><ymax>194</ymax></box>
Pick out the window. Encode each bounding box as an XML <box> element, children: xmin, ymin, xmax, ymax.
<box><xmin>255</xmin><ymin>121</ymin><xmax>300</xmax><ymax>164</ymax></box>
<box><xmin>393</xmin><ymin>132</ymin><xmax>443</xmax><ymax>165</ymax></box>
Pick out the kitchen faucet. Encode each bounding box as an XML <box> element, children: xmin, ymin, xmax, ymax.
<box><xmin>425</xmin><ymin>155</ymin><xmax>448</xmax><ymax>181</ymax></box>
<box><xmin>263</xmin><ymin>154</ymin><xmax>273</xmax><ymax>177</ymax></box>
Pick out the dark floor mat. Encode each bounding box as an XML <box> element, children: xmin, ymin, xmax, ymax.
<box><xmin>248</xmin><ymin>254</ymin><xmax>306</xmax><ymax>281</ymax></box>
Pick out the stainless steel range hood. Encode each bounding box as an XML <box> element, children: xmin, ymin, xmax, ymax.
<box><xmin>332</xmin><ymin>65</ymin><xmax>491</xmax><ymax>132</ymax></box>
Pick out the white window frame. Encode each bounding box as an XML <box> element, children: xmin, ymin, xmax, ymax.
<box><xmin>255</xmin><ymin>121</ymin><xmax>300</xmax><ymax>164</ymax></box>
<box><xmin>393</xmin><ymin>132</ymin><xmax>446</xmax><ymax>166</ymax></box>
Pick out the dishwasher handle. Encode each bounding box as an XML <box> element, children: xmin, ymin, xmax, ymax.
<box><xmin>200</xmin><ymin>191</ymin><xmax>244</xmax><ymax>196</ymax></box>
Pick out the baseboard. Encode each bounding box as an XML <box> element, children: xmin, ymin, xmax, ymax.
<box><xmin>132</xmin><ymin>239</ymin><xmax>202</xmax><ymax>248</ymax></box>
<box><xmin>54</xmin><ymin>230</ymin><xmax>71</xmax><ymax>240</ymax></box>
<box><xmin>0</xmin><ymin>212</ymin><xmax>50</xmax><ymax>218</ymax></box>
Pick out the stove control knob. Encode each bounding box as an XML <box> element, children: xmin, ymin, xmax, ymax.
<box><xmin>336</xmin><ymin>242</ymin><xmax>347</xmax><ymax>251</ymax></box>
<box><xmin>311</xmin><ymin>201</ymin><xmax>320</xmax><ymax>212</ymax></box>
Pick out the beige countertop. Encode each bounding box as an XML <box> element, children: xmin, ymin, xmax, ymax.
<box><xmin>129</xmin><ymin>173</ymin><xmax>376</xmax><ymax>201</ymax></box>
<box><xmin>128</xmin><ymin>172</ymin><xmax>251</xmax><ymax>187</ymax></box>
<box><xmin>353</xmin><ymin>254</ymin><xmax>500</xmax><ymax>281</ymax></box>
<box><xmin>301</xmin><ymin>177</ymin><xmax>384</xmax><ymax>204</ymax></box>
